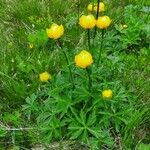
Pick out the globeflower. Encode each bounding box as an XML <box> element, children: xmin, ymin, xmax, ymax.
<box><xmin>96</xmin><ymin>16</ymin><xmax>111</xmax><ymax>29</ymax></box>
<box><xmin>122</xmin><ymin>24</ymin><xmax>128</xmax><ymax>29</ymax></box>
<box><xmin>75</xmin><ymin>50</ymin><xmax>93</xmax><ymax>68</ymax></box>
<box><xmin>87</xmin><ymin>4</ymin><xmax>93</xmax><ymax>12</ymax></box>
<box><xmin>94</xmin><ymin>2</ymin><xmax>105</xmax><ymax>12</ymax></box>
<box><xmin>102</xmin><ymin>89</ymin><xmax>113</xmax><ymax>99</ymax></box>
<box><xmin>39</xmin><ymin>71</ymin><xmax>51</xmax><ymax>82</ymax></box>
<box><xmin>79</xmin><ymin>15</ymin><xmax>96</xmax><ymax>29</ymax></box>
<box><xmin>46</xmin><ymin>23</ymin><xmax>64</xmax><ymax>39</ymax></box>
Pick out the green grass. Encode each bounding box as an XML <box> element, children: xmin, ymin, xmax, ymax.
<box><xmin>0</xmin><ymin>0</ymin><xmax>150</xmax><ymax>149</ymax></box>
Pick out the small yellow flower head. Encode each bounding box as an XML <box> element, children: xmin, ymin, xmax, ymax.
<box><xmin>87</xmin><ymin>4</ymin><xmax>93</xmax><ymax>12</ymax></box>
<box><xmin>75</xmin><ymin>50</ymin><xmax>93</xmax><ymax>68</ymax></box>
<box><xmin>39</xmin><ymin>71</ymin><xmax>51</xmax><ymax>82</ymax></box>
<box><xmin>119</xmin><ymin>24</ymin><xmax>128</xmax><ymax>30</ymax></box>
<box><xmin>102</xmin><ymin>89</ymin><xmax>113</xmax><ymax>99</ymax></box>
<box><xmin>94</xmin><ymin>2</ymin><xmax>105</xmax><ymax>12</ymax></box>
<box><xmin>46</xmin><ymin>23</ymin><xmax>64</xmax><ymax>40</ymax></box>
<box><xmin>29</xmin><ymin>43</ymin><xmax>33</xmax><ymax>49</ymax></box>
<box><xmin>122</xmin><ymin>24</ymin><xmax>128</xmax><ymax>29</ymax></box>
<box><xmin>96</xmin><ymin>16</ymin><xmax>111</xmax><ymax>29</ymax></box>
<box><xmin>79</xmin><ymin>15</ymin><xmax>96</xmax><ymax>29</ymax></box>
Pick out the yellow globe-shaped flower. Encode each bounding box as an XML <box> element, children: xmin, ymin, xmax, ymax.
<box><xmin>96</xmin><ymin>16</ymin><xmax>111</xmax><ymax>29</ymax></box>
<box><xmin>102</xmin><ymin>89</ymin><xmax>113</xmax><ymax>99</ymax></box>
<box><xmin>94</xmin><ymin>2</ymin><xmax>105</xmax><ymax>12</ymax></box>
<box><xmin>46</xmin><ymin>23</ymin><xmax>64</xmax><ymax>39</ymax></box>
<box><xmin>75</xmin><ymin>50</ymin><xmax>93</xmax><ymax>68</ymax></box>
<box><xmin>87</xmin><ymin>4</ymin><xmax>93</xmax><ymax>12</ymax></box>
<box><xmin>39</xmin><ymin>71</ymin><xmax>51</xmax><ymax>82</ymax></box>
<box><xmin>79</xmin><ymin>15</ymin><xmax>96</xmax><ymax>29</ymax></box>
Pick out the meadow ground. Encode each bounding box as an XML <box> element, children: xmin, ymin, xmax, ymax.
<box><xmin>0</xmin><ymin>0</ymin><xmax>150</xmax><ymax>149</ymax></box>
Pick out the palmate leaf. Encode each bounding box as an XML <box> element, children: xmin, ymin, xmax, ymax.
<box><xmin>22</xmin><ymin>93</ymin><xmax>37</xmax><ymax>120</ymax></box>
<box><xmin>70</xmin><ymin>128</ymin><xmax>83</xmax><ymax>139</ymax></box>
<box><xmin>39</xmin><ymin>117</ymin><xmax>65</xmax><ymax>142</ymax></box>
<box><xmin>73</xmin><ymin>85</ymin><xmax>90</xmax><ymax>101</ymax></box>
<box><xmin>68</xmin><ymin>109</ymin><xmax>103</xmax><ymax>143</ymax></box>
<box><xmin>25</xmin><ymin>93</ymin><xmax>37</xmax><ymax>105</ymax></box>
<box><xmin>70</xmin><ymin>108</ymin><xmax>86</xmax><ymax>126</ymax></box>
<box><xmin>87</xmin><ymin>127</ymin><xmax>102</xmax><ymax>139</ymax></box>
<box><xmin>68</xmin><ymin>110</ymin><xmax>87</xmax><ymax>140</ymax></box>
<box><xmin>87</xmin><ymin>111</ymin><xmax>97</xmax><ymax>126</ymax></box>
<box><xmin>47</xmin><ymin>91</ymin><xmax>73</xmax><ymax>117</ymax></box>
<box><xmin>79</xmin><ymin>111</ymin><xmax>87</xmax><ymax>126</ymax></box>
<box><xmin>87</xmin><ymin>138</ymin><xmax>100</xmax><ymax>150</ymax></box>
<box><xmin>81</xmin><ymin>130</ymin><xmax>89</xmax><ymax>143</ymax></box>
<box><xmin>36</xmin><ymin>112</ymin><xmax>53</xmax><ymax>125</ymax></box>
<box><xmin>55</xmin><ymin>97</ymin><xmax>72</xmax><ymax>114</ymax></box>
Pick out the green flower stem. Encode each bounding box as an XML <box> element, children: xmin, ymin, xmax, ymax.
<box><xmin>86</xmin><ymin>67</ymin><xmax>92</xmax><ymax>94</ymax></box>
<box><xmin>77</xmin><ymin>0</ymin><xmax>80</xmax><ymax>35</ymax></box>
<box><xmin>57</xmin><ymin>40</ymin><xmax>75</xmax><ymax>88</ymax></box>
<box><xmin>88</xmin><ymin>29</ymin><xmax>91</xmax><ymax>51</ymax></box>
<box><xmin>96</xmin><ymin>0</ymin><xmax>100</xmax><ymax>19</ymax></box>
<box><xmin>97</xmin><ymin>29</ymin><xmax>105</xmax><ymax>67</ymax></box>
<box><xmin>93</xmin><ymin>0</ymin><xmax>100</xmax><ymax>39</ymax></box>
<box><xmin>77</xmin><ymin>0</ymin><xmax>80</xmax><ymax>20</ymax></box>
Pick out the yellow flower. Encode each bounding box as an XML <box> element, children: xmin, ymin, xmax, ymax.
<box><xmin>29</xmin><ymin>43</ymin><xmax>33</xmax><ymax>49</ymax></box>
<box><xmin>119</xmin><ymin>24</ymin><xmax>128</xmax><ymax>30</ymax></box>
<box><xmin>75</xmin><ymin>50</ymin><xmax>93</xmax><ymax>68</ymax></box>
<box><xmin>96</xmin><ymin>16</ymin><xmax>111</xmax><ymax>29</ymax></box>
<box><xmin>79</xmin><ymin>15</ymin><xmax>96</xmax><ymax>29</ymax></box>
<box><xmin>102</xmin><ymin>89</ymin><xmax>113</xmax><ymax>99</ymax></box>
<box><xmin>46</xmin><ymin>23</ymin><xmax>64</xmax><ymax>39</ymax></box>
<box><xmin>87</xmin><ymin>4</ymin><xmax>93</xmax><ymax>12</ymax></box>
<box><xmin>94</xmin><ymin>2</ymin><xmax>105</xmax><ymax>12</ymax></box>
<box><xmin>39</xmin><ymin>71</ymin><xmax>51</xmax><ymax>82</ymax></box>
<box><xmin>122</xmin><ymin>24</ymin><xmax>128</xmax><ymax>28</ymax></box>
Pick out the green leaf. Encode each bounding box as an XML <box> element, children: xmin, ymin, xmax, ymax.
<box><xmin>70</xmin><ymin>128</ymin><xmax>83</xmax><ymax>139</ymax></box>
<box><xmin>138</xmin><ymin>143</ymin><xmax>150</xmax><ymax>150</ymax></box>
<box><xmin>0</xmin><ymin>127</ymin><xmax>7</xmax><ymax>137</ymax></box>
<box><xmin>25</xmin><ymin>93</ymin><xmax>37</xmax><ymax>105</ymax></box>
<box><xmin>28</xmin><ymin>29</ymin><xmax>48</xmax><ymax>47</ymax></box>
<box><xmin>55</xmin><ymin>96</ymin><xmax>72</xmax><ymax>114</ymax></box>
<box><xmin>87</xmin><ymin>127</ymin><xmax>101</xmax><ymax>139</ymax></box>
<box><xmin>22</xmin><ymin>93</ymin><xmax>37</xmax><ymax>120</ymax></box>
<box><xmin>87</xmin><ymin>111</ymin><xmax>96</xmax><ymax>126</ymax></box>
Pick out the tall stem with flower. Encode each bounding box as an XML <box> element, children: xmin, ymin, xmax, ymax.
<box><xmin>75</xmin><ymin>50</ymin><xmax>93</xmax><ymax>94</ymax></box>
<box><xmin>96</xmin><ymin>0</ymin><xmax>100</xmax><ymax>20</ymax></box>
<box><xmin>79</xmin><ymin>14</ymin><xmax>96</xmax><ymax>54</ymax></box>
<box><xmin>77</xmin><ymin>0</ymin><xmax>80</xmax><ymax>21</ymax></box>
<box><xmin>96</xmin><ymin>16</ymin><xmax>111</xmax><ymax>67</ymax></box>
<box><xmin>97</xmin><ymin>29</ymin><xmax>104</xmax><ymax>67</ymax></box>
<box><xmin>87</xmin><ymin>29</ymin><xmax>91</xmax><ymax>50</ymax></box>
<box><xmin>93</xmin><ymin>0</ymin><xmax>100</xmax><ymax>39</ymax></box>
<box><xmin>46</xmin><ymin>23</ymin><xmax>75</xmax><ymax>88</ymax></box>
<box><xmin>86</xmin><ymin>67</ymin><xmax>92</xmax><ymax>93</ymax></box>
<box><xmin>57</xmin><ymin>39</ymin><xmax>74</xmax><ymax>88</ymax></box>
